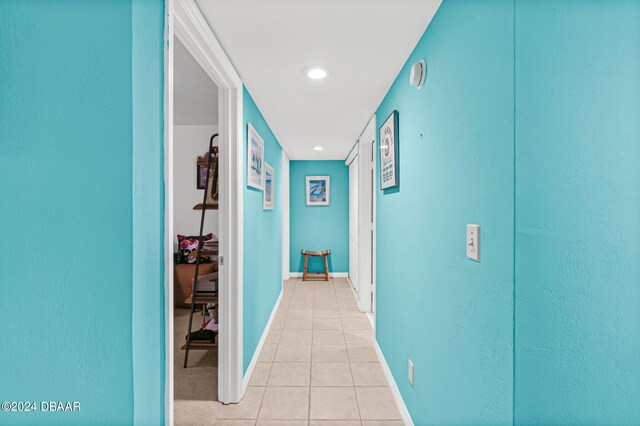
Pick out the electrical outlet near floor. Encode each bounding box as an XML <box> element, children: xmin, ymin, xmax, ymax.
<box><xmin>408</xmin><ymin>358</ymin><xmax>414</xmax><ymax>386</ymax></box>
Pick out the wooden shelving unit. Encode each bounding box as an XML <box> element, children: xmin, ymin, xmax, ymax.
<box><xmin>183</xmin><ymin>133</ymin><xmax>219</xmax><ymax>368</ymax></box>
<box><xmin>180</xmin><ymin>341</ymin><xmax>217</xmax><ymax>350</ymax></box>
<box><xmin>193</xmin><ymin>203</ymin><xmax>218</xmax><ymax>210</ymax></box>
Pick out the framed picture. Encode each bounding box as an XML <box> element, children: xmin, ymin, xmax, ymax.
<box><xmin>197</xmin><ymin>146</ymin><xmax>218</xmax><ymax>192</ymax></box>
<box><xmin>197</xmin><ymin>165</ymin><xmax>208</xmax><ymax>189</ymax></box>
<box><xmin>247</xmin><ymin>123</ymin><xmax>264</xmax><ymax>190</ymax></box>
<box><xmin>379</xmin><ymin>110</ymin><xmax>399</xmax><ymax>189</ymax></box>
<box><xmin>306</xmin><ymin>176</ymin><xmax>330</xmax><ymax>206</ymax></box>
<box><xmin>263</xmin><ymin>163</ymin><xmax>275</xmax><ymax>210</ymax></box>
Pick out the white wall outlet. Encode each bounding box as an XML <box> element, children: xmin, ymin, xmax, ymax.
<box><xmin>408</xmin><ymin>358</ymin><xmax>414</xmax><ymax>386</ymax></box>
<box><xmin>467</xmin><ymin>224</ymin><xmax>480</xmax><ymax>261</ymax></box>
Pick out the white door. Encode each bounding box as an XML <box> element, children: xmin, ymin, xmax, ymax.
<box><xmin>348</xmin><ymin>155</ymin><xmax>359</xmax><ymax>293</ymax></box>
<box><xmin>282</xmin><ymin>151</ymin><xmax>290</xmax><ymax>281</ymax></box>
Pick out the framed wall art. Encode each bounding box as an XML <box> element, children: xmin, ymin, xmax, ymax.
<box><xmin>263</xmin><ymin>163</ymin><xmax>274</xmax><ymax>210</ymax></box>
<box><xmin>379</xmin><ymin>110</ymin><xmax>399</xmax><ymax>189</ymax></box>
<box><xmin>306</xmin><ymin>175</ymin><xmax>330</xmax><ymax>206</ymax></box>
<box><xmin>247</xmin><ymin>123</ymin><xmax>264</xmax><ymax>190</ymax></box>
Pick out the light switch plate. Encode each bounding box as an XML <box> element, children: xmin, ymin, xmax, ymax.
<box><xmin>467</xmin><ymin>224</ymin><xmax>480</xmax><ymax>261</ymax></box>
<box><xmin>408</xmin><ymin>358</ymin><xmax>414</xmax><ymax>386</ymax></box>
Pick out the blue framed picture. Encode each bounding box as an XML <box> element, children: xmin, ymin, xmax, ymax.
<box><xmin>306</xmin><ymin>175</ymin><xmax>330</xmax><ymax>206</ymax></box>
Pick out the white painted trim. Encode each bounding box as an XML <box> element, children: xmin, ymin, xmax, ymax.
<box><xmin>163</xmin><ymin>3</ymin><xmax>175</xmax><ymax>424</ymax></box>
<box><xmin>345</xmin><ymin>142</ymin><xmax>358</xmax><ymax>166</ymax></box>
<box><xmin>242</xmin><ymin>290</ymin><xmax>283</xmax><ymax>391</ymax></box>
<box><xmin>374</xmin><ymin>341</ymin><xmax>414</xmax><ymax>426</ymax></box>
<box><xmin>347</xmin><ymin>277</ymin><xmax>358</xmax><ymax>293</ymax></box>
<box><xmin>169</xmin><ymin>0</ymin><xmax>245</xmax><ymax>410</ymax></box>
<box><xmin>281</xmin><ymin>151</ymin><xmax>290</xmax><ymax>281</ymax></box>
<box><xmin>357</xmin><ymin>115</ymin><xmax>376</xmax><ymax>314</ymax></box>
<box><xmin>366</xmin><ymin>312</ymin><xmax>375</xmax><ymax>330</ymax></box>
<box><xmin>289</xmin><ymin>272</ymin><xmax>349</xmax><ymax>278</ymax></box>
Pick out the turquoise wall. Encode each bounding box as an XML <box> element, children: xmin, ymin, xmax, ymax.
<box><xmin>374</xmin><ymin>1</ymin><xmax>515</xmax><ymax>424</ymax></box>
<box><xmin>132</xmin><ymin>0</ymin><xmax>165</xmax><ymax>424</ymax></box>
<box><xmin>0</xmin><ymin>0</ymin><xmax>164</xmax><ymax>424</ymax></box>
<box><xmin>290</xmin><ymin>161</ymin><xmax>349</xmax><ymax>274</ymax></box>
<box><xmin>514</xmin><ymin>1</ymin><xmax>640</xmax><ymax>424</ymax></box>
<box><xmin>374</xmin><ymin>0</ymin><xmax>640</xmax><ymax>424</ymax></box>
<box><xmin>242</xmin><ymin>88</ymin><xmax>283</xmax><ymax>373</ymax></box>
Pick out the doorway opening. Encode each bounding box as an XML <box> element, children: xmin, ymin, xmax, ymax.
<box><xmin>165</xmin><ymin>0</ymin><xmax>245</xmax><ymax>423</ymax></box>
<box><xmin>171</xmin><ymin>32</ymin><xmax>221</xmax><ymax>418</ymax></box>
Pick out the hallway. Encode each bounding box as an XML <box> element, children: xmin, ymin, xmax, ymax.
<box><xmin>178</xmin><ymin>277</ymin><xmax>402</xmax><ymax>425</ymax></box>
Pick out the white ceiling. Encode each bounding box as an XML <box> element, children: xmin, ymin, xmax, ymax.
<box><xmin>196</xmin><ymin>0</ymin><xmax>441</xmax><ymax>159</ymax></box>
<box><xmin>173</xmin><ymin>36</ymin><xmax>218</xmax><ymax>126</ymax></box>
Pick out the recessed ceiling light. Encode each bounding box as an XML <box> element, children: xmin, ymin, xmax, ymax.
<box><xmin>313</xmin><ymin>146</ymin><xmax>323</xmax><ymax>151</ymax></box>
<box><xmin>305</xmin><ymin>66</ymin><xmax>329</xmax><ymax>80</ymax></box>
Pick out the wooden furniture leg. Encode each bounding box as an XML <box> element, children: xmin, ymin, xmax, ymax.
<box><xmin>323</xmin><ymin>253</ymin><xmax>329</xmax><ymax>280</ymax></box>
<box><xmin>303</xmin><ymin>253</ymin><xmax>309</xmax><ymax>281</ymax></box>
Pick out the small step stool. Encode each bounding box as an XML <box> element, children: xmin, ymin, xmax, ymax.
<box><xmin>301</xmin><ymin>249</ymin><xmax>331</xmax><ymax>281</ymax></box>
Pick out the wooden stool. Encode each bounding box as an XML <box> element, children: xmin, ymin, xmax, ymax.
<box><xmin>301</xmin><ymin>249</ymin><xmax>331</xmax><ymax>281</ymax></box>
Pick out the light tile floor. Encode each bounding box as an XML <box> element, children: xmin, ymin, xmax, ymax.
<box><xmin>175</xmin><ymin>277</ymin><xmax>404</xmax><ymax>426</ymax></box>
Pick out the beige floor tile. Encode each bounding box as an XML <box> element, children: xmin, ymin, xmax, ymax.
<box><xmin>339</xmin><ymin>307</ymin><xmax>362</xmax><ymax>319</ymax></box>
<box><xmin>249</xmin><ymin>363</ymin><xmax>272</xmax><ymax>387</ymax></box>
<box><xmin>313</xmin><ymin>318</ymin><xmax>342</xmax><ymax>330</ymax></box>
<box><xmin>258</xmin><ymin>387</ymin><xmax>310</xmax><ymax>420</ymax></box>
<box><xmin>212</xmin><ymin>421</ymin><xmax>256</xmax><ymax>426</ymax></box>
<box><xmin>309</xmin><ymin>422</ymin><xmax>362</xmax><ymax>426</ymax></box>
<box><xmin>313</xmin><ymin>329</ymin><xmax>345</xmax><ymax>345</ymax></box>
<box><xmin>314</xmin><ymin>308</ymin><xmax>341</xmax><ymax>319</ymax></box>
<box><xmin>309</xmin><ymin>387</ymin><xmax>360</xmax><ymax>420</ymax></box>
<box><xmin>289</xmin><ymin>299</ymin><xmax>314</xmax><ymax>306</ymax></box>
<box><xmin>288</xmin><ymin>307</ymin><xmax>314</xmax><ymax>316</ymax></box>
<box><xmin>270</xmin><ymin>319</ymin><xmax>285</xmax><ymax>330</ymax></box>
<box><xmin>311</xmin><ymin>362</ymin><xmax>353</xmax><ymax>386</ymax></box>
<box><xmin>174</xmin><ymin>400</ymin><xmax>221</xmax><ymax>425</ymax></box>
<box><xmin>336</xmin><ymin>292</ymin><xmax>354</xmax><ymax>300</ymax></box>
<box><xmin>289</xmin><ymin>302</ymin><xmax>314</xmax><ymax>310</ymax></box>
<box><xmin>337</xmin><ymin>298</ymin><xmax>357</xmax><ymax>308</ymax></box>
<box><xmin>355</xmin><ymin>387</ymin><xmax>401</xmax><ymax>420</ymax></box>
<box><xmin>346</xmin><ymin>345</ymin><xmax>378</xmax><ymax>362</ymax></box>
<box><xmin>314</xmin><ymin>299</ymin><xmax>338</xmax><ymax>308</ymax></box>
<box><xmin>218</xmin><ymin>387</ymin><xmax>265</xmax><ymax>419</ymax></box>
<box><xmin>350</xmin><ymin>363</ymin><xmax>388</xmax><ymax>386</ymax></box>
<box><xmin>312</xmin><ymin>344</ymin><xmax>349</xmax><ymax>363</ymax></box>
<box><xmin>268</xmin><ymin>362</ymin><xmax>311</xmax><ymax>386</ymax></box>
<box><xmin>284</xmin><ymin>317</ymin><xmax>313</xmax><ymax>330</ymax></box>
<box><xmin>333</xmin><ymin>281</ymin><xmax>351</xmax><ymax>289</ymax></box>
<box><xmin>314</xmin><ymin>294</ymin><xmax>335</xmax><ymax>300</ymax></box>
<box><xmin>361</xmin><ymin>421</ymin><xmax>405</xmax><ymax>426</ymax></box>
<box><xmin>274</xmin><ymin>344</ymin><xmax>312</xmax><ymax>362</ymax></box>
<box><xmin>343</xmin><ymin>329</ymin><xmax>373</xmax><ymax>345</ymax></box>
<box><xmin>273</xmin><ymin>311</ymin><xmax>288</xmax><ymax>322</ymax></box>
<box><xmin>258</xmin><ymin>344</ymin><xmax>278</xmax><ymax>363</ymax></box>
<box><xmin>265</xmin><ymin>329</ymin><xmax>282</xmax><ymax>344</ymax></box>
<box><xmin>341</xmin><ymin>317</ymin><xmax>371</xmax><ymax>330</ymax></box>
<box><xmin>280</xmin><ymin>329</ymin><xmax>313</xmax><ymax>345</ymax></box>
<box><xmin>257</xmin><ymin>421</ymin><xmax>308</xmax><ymax>426</ymax></box>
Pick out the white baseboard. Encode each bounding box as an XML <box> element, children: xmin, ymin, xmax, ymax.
<box><xmin>374</xmin><ymin>341</ymin><xmax>414</xmax><ymax>426</ymax></box>
<box><xmin>289</xmin><ymin>272</ymin><xmax>349</xmax><ymax>278</ymax></box>
<box><xmin>242</xmin><ymin>289</ymin><xmax>283</xmax><ymax>391</ymax></box>
<box><xmin>366</xmin><ymin>312</ymin><xmax>375</xmax><ymax>330</ymax></box>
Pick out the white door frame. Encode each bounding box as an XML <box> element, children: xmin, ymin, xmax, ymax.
<box><xmin>282</xmin><ymin>151</ymin><xmax>290</xmax><ymax>281</ymax></box>
<box><xmin>356</xmin><ymin>115</ymin><xmax>376</xmax><ymax>317</ymax></box>
<box><xmin>346</xmin><ymin>150</ymin><xmax>359</xmax><ymax>294</ymax></box>
<box><xmin>165</xmin><ymin>0</ymin><xmax>245</xmax><ymax>423</ymax></box>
